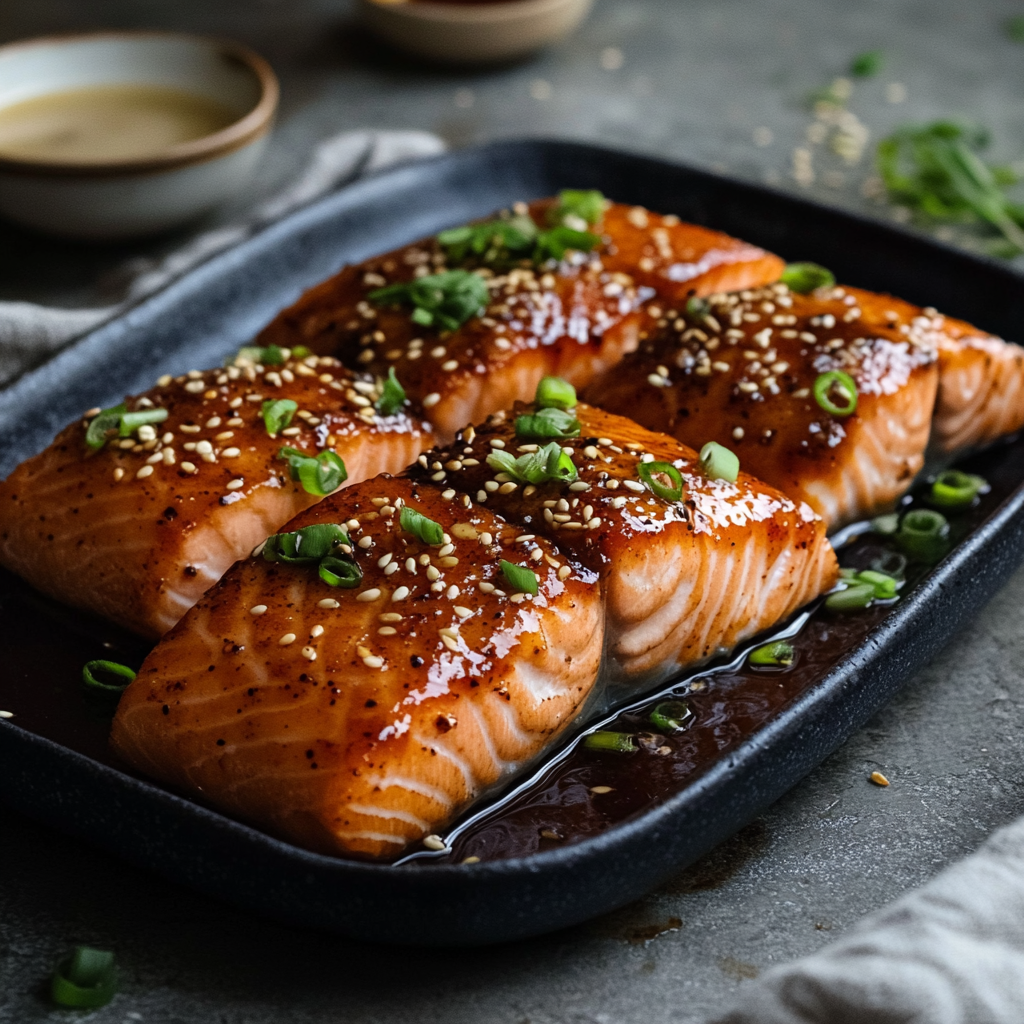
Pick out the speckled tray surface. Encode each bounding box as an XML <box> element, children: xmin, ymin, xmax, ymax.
<box><xmin>1</xmin><ymin>140</ymin><xmax>1023</xmax><ymax>946</ymax></box>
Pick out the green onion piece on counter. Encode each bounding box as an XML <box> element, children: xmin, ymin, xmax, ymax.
<box><xmin>871</xmin><ymin>512</ymin><xmax>901</xmax><ymax>536</ymax></box>
<box><xmin>895</xmin><ymin>508</ymin><xmax>950</xmax><ymax>563</ymax></box>
<box><xmin>534</xmin><ymin>375</ymin><xmax>577</xmax><ymax>410</ymax></box>
<box><xmin>930</xmin><ymin>469</ymin><xmax>986</xmax><ymax>510</ymax></box>
<box><xmin>262</xmin><ymin>398</ymin><xmax>298</xmax><ymax>437</ymax></box>
<box><xmin>51</xmin><ymin>946</ymin><xmax>117</xmax><ymax>1009</ymax></box>
<box><xmin>813</xmin><ymin>370</ymin><xmax>858</xmax><ymax>416</ymax></box>
<box><xmin>584</xmin><ymin>730</ymin><xmax>638</xmax><ymax>753</ymax></box>
<box><xmin>400</xmin><ymin>506</ymin><xmax>445</xmax><ymax>546</ymax></box>
<box><xmin>551</xmin><ymin>189</ymin><xmax>606</xmax><ymax>226</ymax></box>
<box><xmin>82</xmin><ymin>660</ymin><xmax>136</xmax><ymax>694</ymax></box>
<box><xmin>826</xmin><ymin>582</ymin><xmax>876</xmax><ymax>611</ymax></box>
<box><xmin>500</xmin><ymin>560</ymin><xmax>539</xmax><ymax>595</ymax></box>
<box><xmin>850</xmin><ymin>49</ymin><xmax>884</xmax><ymax>77</ymax></box>
<box><xmin>780</xmin><ymin>262</ymin><xmax>836</xmax><ymax>294</ymax></box>
<box><xmin>85</xmin><ymin>404</ymin><xmax>127</xmax><ymax>450</ymax></box>
<box><xmin>649</xmin><ymin>700</ymin><xmax>692</xmax><ymax>732</ymax></box>
<box><xmin>534</xmin><ymin>226</ymin><xmax>601</xmax><ymax>262</ymax></box>
<box><xmin>263</xmin><ymin>523</ymin><xmax>349</xmax><ymax>564</ymax></box>
<box><xmin>699</xmin><ymin>441</ymin><xmax>740</xmax><ymax>483</ymax></box>
<box><xmin>318</xmin><ymin>555</ymin><xmax>362</xmax><ymax>588</ymax></box>
<box><xmin>369</xmin><ymin>270</ymin><xmax>490</xmax><ymax>332</ymax></box>
<box><xmin>515</xmin><ymin>406</ymin><xmax>581</xmax><ymax>441</ymax></box>
<box><xmin>749</xmin><ymin>640</ymin><xmax>795</xmax><ymax>667</ymax></box>
<box><xmin>638</xmin><ymin>460</ymin><xmax>684</xmax><ymax>501</ymax></box>
<box><xmin>376</xmin><ymin>367</ymin><xmax>406</xmax><ymax>416</ymax></box>
<box><xmin>486</xmin><ymin>441</ymin><xmax>578</xmax><ymax>485</ymax></box>
<box><xmin>278</xmin><ymin>447</ymin><xmax>348</xmax><ymax>496</ymax></box>
<box><xmin>685</xmin><ymin>296</ymin><xmax>710</xmax><ymax>318</ymax></box>
<box><xmin>118</xmin><ymin>408</ymin><xmax>168</xmax><ymax>437</ymax></box>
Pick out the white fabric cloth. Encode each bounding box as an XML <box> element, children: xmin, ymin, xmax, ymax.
<box><xmin>0</xmin><ymin>129</ymin><xmax>446</xmax><ymax>387</ymax></box>
<box><xmin>711</xmin><ymin>812</ymin><xmax>1024</xmax><ymax>1024</ymax></box>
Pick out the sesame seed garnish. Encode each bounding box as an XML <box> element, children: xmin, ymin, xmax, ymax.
<box><xmin>0</xmin><ymin>711</ymin><xmax>13</xmax><ymax>719</ymax></box>
<box><xmin>378</xmin><ymin>626</ymin><xmax>397</xmax><ymax>636</ymax></box>
<box><xmin>438</xmin><ymin>556</ymin><xmax>459</xmax><ymax>568</ymax></box>
<box><xmin>358</xmin><ymin>536</ymin><xmax>374</xmax><ymax>549</ymax></box>
<box><xmin>225</xmin><ymin>479</ymin><xmax>244</xmax><ymax>491</ymax></box>
<box><xmin>622</xmin><ymin>479</ymin><xmax>645</xmax><ymax>493</ymax></box>
<box><xmin>310</xmin><ymin>624</ymin><xmax>324</xmax><ymax>638</ymax></box>
<box><xmin>733</xmin><ymin>427</ymin><xmax>745</xmax><ymax>440</ymax></box>
<box><xmin>423</xmin><ymin>834</ymin><xmax>447</xmax><ymax>851</ymax></box>
<box><xmin>870</xmin><ymin>771</ymin><xmax>890</xmax><ymax>787</ymax></box>
<box><xmin>279</xmin><ymin>633</ymin><xmax>297</xmax><ymax>645</ymax></box>
<box><xmin>377</xmin><ymin>553</ymin><xmax>393</xmax><ymax>568</ymax></box>
<box><xmin>379</xmin><ymin>612</ymin><xmax>403</xmax><ymax>623</ymax></box>
<box><xmin>423</xmin><ymin>393</ymin><xmax>441</xmax><ymax>408</ymax></box>
<box><xmin>363</xmin><ymin>655</ymin><xmax>384</xmax><ymax>669</ymax></box>
<box><xmin>568</xmin><ymin>481</ymin><xmax>590</xmax><ymax>492</ymax></box>
<box><xmin>250</xmin><ymin>605</ymin><xmax>268</xmax><ymax>615</ymax></box>
<box><xmin>357</xmin><ymin>589</ymin><xmax>382</xmax><ymax>602</ymax></box>
<box><xmin>301</xmin><ymin>646</ymin><xmax>317</xmax><ymax>661</ymax></box>
<box><xmin>136</xmin><ymin>465</ymin><xmax>154</xmax><ymax>480</ymax></box>
<box><xmin>558</xmin><ymin>566</ymin><xmax>572</xmax><ymax>580</ymax></box>
<box><xmin>392</xmin><ymin>586</ymin><xmax>410</xmax><ymax>602</ymax></box>
<box><xmin>112</xmin><ymin>467</ymin><xmax>125</xmax><ymax>482</ymax></box>
<box><xmin>489</xmin><ymin>439</ymin><xmax>506</xmax><ymax>448</ymax></box>
<box><xmin>222</xmin><ymin>447</ymin><xmax>241</xmax><ymax>458</ymax></box>
<box><xmin>453</xmin><ymin>606</ymin><xmax>473</xmax><ymax>619</ymax></box>
<box><xmin>319</xmin><ymin>598</ymin><xmax>340</xmax><ymax>609</ymax></box>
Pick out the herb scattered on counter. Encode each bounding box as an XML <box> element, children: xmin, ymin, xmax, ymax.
<box><xmin>262</xmin><ymin>398</ymin><xmax>298</xmax><ymax>437</ymax></box>
<box><xmin>749</xmin><ymin>640</ymin><xmax>795</xmax><ymax>667</ymax></box>
<box><xmin>534</xmin><ymin>375</ymin><xmax>577</xmax><ymax>410</ymax></box>
<box><xmin>487</xmin><ymin>441</ymin><xmax>578</xmax><ymax>485</ymax></box>
<box><xmin>850</xmin><ymin>49</ymin><xmax>884</xmax><ymax>77</ymax></box>
<box><xmin>813</xmin><ymin>370</ymin><xmax>858</xmax><ymax>417</ymax></box>
<box><xmin>649</xmin><ymin>699</ymin><xmax>692</xmax><ymax>731</ymax></box>
<box><xmin>877</xmin><ymin>121</ymin><xmax>1024</xmax><ymax>255</ymax></box>
<box><xmin>369</xmin><ymin>270</ymin><xmax>490</xmax><ymax>332</ymax></box>
<box><xmin>780</xmin><ymin>261</ymin><xmax>836</xmax><ymax>294</ymax></box>
<box><xmin>500</xmin><ymin>560</ymin><xmax>539</xmax><ymax>595</ymax></box>
<box><xmin>515</xmin><ymin>406</ymin><xmax>581</xmax><ymax>441</ymax></box>
<box><xmin>376</xmin><ymin>367</ymin><xmax>406</xmax><ymax>415</ymax></box>
<box><xmin>584</xmin><ymin>730</ymin><xmax>638</xmax><ymax>754</ymax></box>
<box><xmin>51</xmin><ymin>946</ymin><xmax>117</xmax><ymax>1009</ymax></box>
<box><xmin>82</xmin><ymin>660</ymin><xmax>136</xmax><ymax>695</ymax></box>
<box><xmin>85</xmin><ymin>404</ymin><xmax>168</xmax><ymax>450</ymax></box>
<box><xmin>638</xmin><ymin>460</ymin><xmax>684</xmax><ymax>501</ymax></box>
<box><xmin>400</xmin><ymin>506</ymin><xmax>445</xmax><ymax>546</ymax></box>
<box><xmin>279</xmin><ymin>447</ymin><xmax>348</xmax><ymax>496</ymax></box>
<box><xmin>929</xmin><ymin>469</ymin><xmax>987</xmax><ymax>510</ymax></box>
<box><xmin>698</xmin><ymin>441</ymin><xmax>739</xmax><ymax>483</ymax></box>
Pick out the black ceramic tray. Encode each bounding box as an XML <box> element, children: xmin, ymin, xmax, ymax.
<box><xmin>2</xmin><ymin>140</ymin><xmax>1024</xmax><ymax>946</ymax></box>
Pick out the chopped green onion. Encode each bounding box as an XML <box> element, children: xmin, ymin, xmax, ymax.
<box><xmin>749</xmin><ymin>641</ymin><xmax>795</xmax><ymax>667</ymax></box>
<box><xmin>377</xmin><ymin>367</ymin><xmax>406</xmax><ymax>416</ymax></box>
<box><xmin>551</xmin><ymin>189</ymin><xmax>606</xmax><ymax>226</ymax></box>
<box><xmin>826</xmin><ymin>581</ymin><xmax>876</xmax><ymax>611</ymax></box>
<box><xmin>235</xmin><ymin>344</ymin><xmax>285</xmax><ymax>365</ymax></box>
<box><xmin>515</xmin><ymin>407</ymin><xmax>581</xmax><ymax>441</ymax></box>
<box><xmin>780</xmin><ymin>262</ymin><xmax>836</xmax><ymax>293</ymax></box>
<box><xmin>262</xmin><ymin>398</ymin><xmax>298</xmax><ymax>437</ymax></box>
<box><xmin>871</xmin><ymin>512</ymin><xmax>900</xmax><ymax>536</ymax></box>
<box><xmin>855</xmin><ymin>569</ymin><xmax>899</xmax><ymax>599</ymax></box>
<box><xmin>685</xmin><ymin>296</ymin><xmax>710</xmax><ymax>318</ymax></box>
<box><xmin>850</xmin><ymin>49</ymin><xmax>884</xmax><ymax>77</ymax></box>
<box><xmin>292</xmin><ymin>345</ymin><xmax>311</xmax><ymax>359</ymax></box>
<box><xmin>486</xmin><ymin>441</ymin><xmax>578</xmax><ymax>485</ymax></box>
<box><xmin>118</xmin><ymin>408</ymin><xmax>168</xmax><ymax>437</ymax></box>
<box><xmin>82</xmin><ymin>660</ymin><xmax>136</xmax><ymax>694</ymax></box>
<box><xmin>263</xmin><ymin>523</ymin><xmax>349</xmax><ymax>564</ymax></box>
<box><xmin>895</xmin><ymin>508</ymin><xmax>950</xmax><ymax>563</ymax></box>
<box><xmin>638</xmin><ymin>460</ymin><xmax>684</xmax><ymax>501</ymax></box>
<box><xmin>500</xmin><ymin>560</ymin><xmax>538</xmax><ymax>595</ymax></box>
<box><xmin>369</xmin><ymin>270</ymin><xmax>490</xmax><ymax>332</ymax></box>
<box><xmin>534</xmin><ymin>375</ymin><xmax>577</xmax><ymax>410</ymax></box>
<box><xmin>85</xmin><ymin>404</ymin><xmax>127</xmax><ymax>450</ymax></box>
<box><xmin>870</xmin><ymin>550</ymin><xmax>907</xmax><ymax>579</ymax></box>
<box><xmin>400</xmin><ymin>506</ymin><xmax>445</xmax><ymax>545</ymax></box>
<box><xmin>584</xmin><ymin>730</ymin><xmax>637</xmax><ymax>753</ymax></box>
<box><xmin>278</xmin><ymin>447</ymin><xmax>348</xmax><ymax>496</ymax></box>
<box><xmin>929</xmin><ymin>469</ymin><xmax>986</xmax><ymax>510</ymax></box>
<box><xmin>699</xmin><ymin>441</ymin><xmax>740</xmax><ymax>483</ymax></box>
<box><xmin>51</xmin><ymin>946</ymin><xmax>116</xmax><ymax>1009</ymax></box>
<box><xmin>813</xmin><ymin>370</ymin><xmax>858</xmax><ymax>416</ymax></box>
<box><xmin>318</xmin><ymin>555</ymin><xmax>362</xmax><ymax>588</ymax></box>
<box><xmin>437</xmin><ymin>215</ymin><xmax>538</xmax><ymax>265</ymax></box>
<box><xmin>649</xmin><ymin>700</ymin><xmax>692</xmax><ymax>732</ymax></box>
<box><xmin>534</xmin><ymin>226</ymin><xmax>601</xmax><ymax>263</ymax></box>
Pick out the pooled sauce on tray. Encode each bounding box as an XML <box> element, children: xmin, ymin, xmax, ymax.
<box><xmin>0</xmin><ymin>435</ymin><xmax>1020</xmax><ymax>862</ymax></box>
<box><xmin>0</xmin><ymin>85</ymin><xmax>236</xmax><ymax>164</ymax></box>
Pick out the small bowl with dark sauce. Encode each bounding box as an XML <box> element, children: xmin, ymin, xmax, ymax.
<box><xmin>0</xmin><ymin>31</ymin><xmax>278</xmax><ymax>239</ymax></box>
<box><xmin>358</xmin><ymin>0</ymin><xmax>594</xmax><ymax>64</ymax></box>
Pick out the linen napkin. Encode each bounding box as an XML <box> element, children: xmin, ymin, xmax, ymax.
<box><xmin>711</xmin><ymin>810</ymin><xmax>1024</xmax><ymax>1024</ymax></box>
<box><xmin>0</xmin><ymin>128</ymin><xmax>446</xmax><ymax>388</ymax></box>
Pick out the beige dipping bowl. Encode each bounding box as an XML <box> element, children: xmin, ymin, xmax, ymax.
<box><xmin>0</xmin><ymin>32</ymin><xmax>278</xmax><ymax>240</ymax></box>
<box><xmin>358</xmin><ymin>0</ymin><xmax>594</xmax><ymax>64</ymax></box>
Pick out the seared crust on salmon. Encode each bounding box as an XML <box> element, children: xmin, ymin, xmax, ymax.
<box><xmin>0</xmin><ymin>354</ymin><xmax>431</xmax><ymax>638</ymax></box>
<box><xmin>255</xmin><ymin>200</ymin><xmax>784</xmax><ymax>440</ymax></box>
<box><xmin>585</xmin><ymin>283</ymin><xmax>941</xmax><ymax>528</ymax></box>
<box><xmin>111</xmin><ymin>475</ymin><xmax>604</xmax><ymax>860</ymax></box>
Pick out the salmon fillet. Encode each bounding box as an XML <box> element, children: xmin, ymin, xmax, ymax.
<box><xmin>111</xmin><ymin>475</ymin><xmax>605</xmax><ymax>860</ymax></box>
<box><xmin>255</xmin><ymin>198</ymin><xmax>784</xmax><ymax>441</ymax></box>
<box><xmin>410</xmin><ymin>402</ymin><xmax>837</xmax><ymax>680</ymax></box>
<box><xmin>585</xmin><ymin>283</ymin><xmax>941</xmax><ymax>528</ymax></box>
<box><xmin>0</xmin><ymin>352</ymin><xmax>431</xmax><ymax>638</ymax></box>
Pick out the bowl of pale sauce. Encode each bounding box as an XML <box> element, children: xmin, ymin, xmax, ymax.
<box><xmin>0</xmin><ymin>32</ymin><xmax>278</xmax><ymax>239</ymax></box>
<box><xmin>358</xmin><ymin>0</ymin><xmax>593</xmax><ymax>65</ymax></box>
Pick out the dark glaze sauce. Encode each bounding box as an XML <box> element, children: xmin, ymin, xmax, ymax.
<box><xmin>1</xmin><ymin>433</ymin><xmax>1021</xmax><ymax>864</ymax></box>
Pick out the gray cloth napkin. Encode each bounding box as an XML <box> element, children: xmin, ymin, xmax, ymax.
<box><xmin>0</xmin><ymin>128</ymin><xmax>446</xmax><ymax>387</ymax></box>
<box><xmin>711</xmin><ymin>811</ymin><xmax>1024</xmax><ymax>1024</ymax></box>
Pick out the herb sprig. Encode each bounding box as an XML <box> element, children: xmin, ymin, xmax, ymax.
<box><xmin>369</xmin><ymin>270</ymin><xmax>490</xmax><ymax>332</ymax></box>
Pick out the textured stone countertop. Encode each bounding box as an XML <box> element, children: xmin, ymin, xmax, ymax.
<box><xmin>1</xmin><ymin>1</ymin><xmax>1023</xmax><ymax>1021</ymax></box>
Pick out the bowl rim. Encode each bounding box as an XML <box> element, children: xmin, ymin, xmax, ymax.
<box><xmin>358</xmin><ymin>0</ymin><xmax>590</xmax><ymax>25</ymax></box>
<box><xmin>0</xmin><ymin>29</ymin><xmax>279</xmax><ymax>179</ymax></box>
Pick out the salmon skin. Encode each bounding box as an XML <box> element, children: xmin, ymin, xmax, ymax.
<box><xmin>255</xmin><ymin>197</ymin><xmax>784</xmax><ymax>441</ymax></box>
<box><xmin>111</xmin><ymin>475</ymin><xmax>605</xmax><ymax>860</ymax></box>
<box><xmin>0</xmin><ymin>351</ymin><xmax>431</xmax><ymax>638</ymax></box>
<box><xmin>111</xmin><ymin>401</ymin><xmax>835</xmax><ymax>860</ymax></box>
<box><xmin>585</xmin><ymin>282</ymin><xmax>941</xmax><ymax>529</ymax></box>
<box><xmin>409</xmin><ymin>402</ymin><xmax>837</xmax><ymax>681</ymax></box>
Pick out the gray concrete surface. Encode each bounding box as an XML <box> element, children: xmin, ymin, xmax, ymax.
<box><xmin>2</xmin><ymin>0</ymin><xmax>1024</xmax><ymax>1020</ymax></box>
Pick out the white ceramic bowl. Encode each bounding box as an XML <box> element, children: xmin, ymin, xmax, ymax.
<box><xmin>358</xmin><ymin>0</ymin><xmax>594</xmax><ymax>65</ymax></box>
<box><xmin>0</xmin><ymin>31</ymin><xmax>278</xmax><ymax>240</ymax></box>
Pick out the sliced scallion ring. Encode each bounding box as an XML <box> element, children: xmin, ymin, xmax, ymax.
<box><xmin>486</xmin><ymin>441</ymin><xmax>578</xmax><ymax>485</ymax></box>
<box><xmin>637</xmin><ymin>460</ymin><xmax>684</xmax><ymax>501</ymax></box>
<box><xmin>855</xmin><ymin>569</ymin><xmax>899</xmax><ymax>599</ymax></box>
<box><xmin>263</xmin><ymin>523</ymin><xmax>349</xmax><ymax>564</ymax></box>
<box><xmin>929</xmin><ymin>469</ymin><xmax>986</xmax><ymax>510</ymax></box>
<box><xmin>51</xmin><ymin>946</ymin><xmax>117</xmax><ymax>1009</ymax></box>
<box><xmin>279</xmin><ymin>447</ymin><xmax>348</xmax><ymax>496</ymax></box>
<box><xmin>318</xmin><ymin>555</ymin><xmax>362</xmax><ymax>588</ymax></box>
<box><xmin>895</xmin><ymin>508</ymin><xmax>950</xmax><ymax>563</ymax></box>
<box><xmin>400</xmin><ymin>506</ymin><xmax>445</xmax><ymax>545</ymax></box>
<box><xmin>749</xmin><ymin>640</ymin><xmax>795</xmax><ymax>667</ymax></box>
<box><xmin>118</xmin><ymin>408</ymin><xmax>168</xmax><ymax>437</ymax></box>
<box><xmin>500</xmin><ymin>560</ymin><xmax>539</xmax><ymax>595</ymax></box>
<box><xmin>377</xmin><ymin>367</ymin><xmax>406</xmax><ymax>416</ymax></box>
<box><xmin>515</xmin><ymin>407</ymin><xmax>581</xmax><ymax>441</ymax></box>
<box><xmin>85</xmin><ymin>404</ymin><xmax>127</xmax><ymax>450</ymax></box>
<box><xmin>262</xmin><ymin>398</ymin><xmax>298</xmax><ymax>437</ymax></box>
<box><xmin>82</xmin><ymin>660</ymin><xmax>136</xmax><ymax>694</ymax></box>
<box><xmin>649</xmin><ymin>700</ymin><xmax>692</xmax><ymax>732</ymax></box>
<box><xmin>813</xmin><ymin>370</ymin><xmax>858</xmax><ymax>417</ymax></box>
<box><xmin>780</xmin><ymin>262</ymin><xmax>836</xmax><ymax>294</ymax></box>
<box><xmin>583</xmin><ymin>730</ymin><xmax>638</xmax><ymax>753</ymax></box>
<box><xmin>825</xmin><ymin>581</ymin><xmax>876</xmax><ymax>611</ymax></box>
<box><xmin>699</xmin><ymin>441</ymin><xmax>740</xmax><ymax>483</ymax></box>
<box><xmin>534</xmin><ymin>376</ymin><xmax>577</xmax><ymax>410</ymax></box>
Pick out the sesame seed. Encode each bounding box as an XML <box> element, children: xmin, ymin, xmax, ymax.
<box><xmin>112</xmin><ymin>467</ymin><xmax>125</xmax><ymax>482</ymax></box>
<box><xmin>157</xmin><ymin>374</ymin><xmax>172</xmax><ymax>387</ymax></box>
<box><xmin>226</xmin><ymin>479</ymin><xmax>244</xmax><ymax>491</ymax></box>
<box><xmin>279</xmin><ymin>633</ymin><xmax>297</xmax><ymax>645</ymax></box>
<box><xmin>441</xmin><ymin>488</ymin><xmax>456</xmax><ymax>500</ymax></box>
<box><xmin>423</xmin><ymin>393</ymin><xmax>441</xmax><ymax>408</ymax></box>
<box><xmin>438</xmin><ymin>556</ymin><xmax>459</xmax><ymax>568</ymax></box>
<box><xmin>431</xmin><ymin>472</ymin><xmax>446</xmax><ymax>482</ymax></box>
<box><xmin>479</xmin><ymin>532</ymin><xmax>493</xmax><ymax>545</ymax></box>
<box><xmin>357</xmin><ymin>589</ymin><xmax>382</xmax><ymax>602</ymax></box>
<box><xmin>423</xmin><ymin>834</ymin><xmax>447</xmax><ymax>851</ymax></box>
<box><xmin>441</xmin><ymin>359</ymin><xmax>459</xmax><ymax>371</ymax></box>
<box><xmin>301</xmin><ymin>646</ymin><xmax>317</xmax><ymax>661</ymax></box>
<box><xmin>590</xmin><ymin>786</ymin><xmax>614</xmax><ymax>794</ymax></box>
<box><xmin>587</xmin><ymin>517</ymin><xmax>602</xmax><ymax>529</ymax></box>
<box><xmin>446</xmin><ymin>585</ymin><xmax>460</xmax><ymax>599</ymax></box>
<box><xmin>377</xmin><ymin>553</ymin><xmax>393</xmax><ymax>568</ymax></box>
<box><xmin>184</xmin><ymin>380</ymin><xmax>205</xmax><ymax>394</ymax></box>
<box><xmin>392</xmin><ymin>586</ymin><xmax>410</xmax><ymax>602</ymax></box>
<box><xmin>568</xmin><ymin>481</ymin><xmax>590</xmax><ymax>492</ymax></box>
<box><xmin>379</xmin><ymin>612</ymin><xmax>403</xmax><ymax>622</ymax></box>
<box><xmin>181</xmin><ymin>461</ymin><xmax>197</xmax><ymax>474</ymax></box>
<box><xmin>611</xmin><ymin>496</ymin><xmax>627</xmax><ymax>509</ymax></box>
<box><xmin>136</xmin><ymin>465</ymin><xmax>154</xmax><ymax>480</ymax></box>
<box><xmin>712</xmin><ymin>361</ymin><xmax>730</xmax><ymax>373</ymax></box>
<box><xmin>310</xmin><ymin>624</ymin><xmax>324</xmax><ymax>638</ymax></box>
<box><xmin>480</xmin><ymin>581</ymin><xmax>495</xmax><ymax>593</ymax></box>
<box><xmin>498</xmin><ymin>482</ymin><xmax>518</xmax><ymax>494</ymax></box>
<box><xmin>622</xmin><ymin>479</ymin><xmax>645</xmax><ymax>493</ymax></box>
<box><xmin>558</xmin><ymin>566</ymin><xmax>571</xmax><ymax>580</ymax></box>
<box><xmin>318</xmin><ymin>598</ymin><xmax>340</xmax><ymax>609</ymax></box>
<box><xmin>363</xmin><ymin>655</ymin><xmax>384</xmax><ymax>669</ymax></box>
<box><xmin>438</xmin><ymin>544</ymin><xmax>455</xmax><ymax>557</ymax></box>
<box><xmin>0</xmin><ymin>711</ymin><xmax>13</xmax><ymax>719</ymax></box>
<box><xmin>870</xmin><ymin>771</ymin><xmax>890</xmax><ymax>786</ymax></box>
<box><xmin>358</xmin><ymin>536</ymin><xmax>374</xmax><ymax>549</ymax></box>
<box><xmin>489</xmin><ymin>439</ymin><xmax>506</xmax><ymax>449</ymax></box>
<box><xmin>453</xmin><ymin>606</ymin><xmax>473</xmax><ymax>618</ymax></box>
<box><xmin>426</xmin><ymin>566</ymin><xmax>441</xmax><ymax>581</ymax></box>
<box><xmin>793</xmin><ymin>388</ymin><xmax>810</xmax><ymax>399</ymax></box>
<box><xmin>733</xmin><ymin>427</ymin><xmax>745</xmax><ymax>440</ymax></box>
<box><xmin>378</xmin><ymin>626</ymin><xmax>397</xmax><ymax>636</ymax></box>
<box><xmin>162</xmin><ymin>449</ymin><xmax>176</xmax><ymax>465</ymax></box>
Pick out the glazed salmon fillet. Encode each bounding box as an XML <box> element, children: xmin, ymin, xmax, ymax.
<box><xmin>111</xmin><ymin>475</ymin><xmax>605</xmax><ymax>860</ymax></box>
<box><xmin>410</xmin><ymin>402</ymin><xmax>837</xmax><ymax>680</ymax></box>
<box><xmin>586</xmin><ymin>282</ymin><xmax>941</xmax><ymax>528</ymax></box>
<box><xmin>255</xmin><ymin>195</ymin><xmax>783</xmax><ymax>440</ymax></box>
<box><xmin>0</xmin><ymin>351</ymin><xmax>430</xmax><ymax>638</ymax></box>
